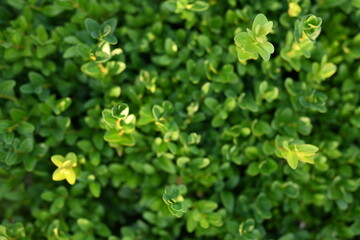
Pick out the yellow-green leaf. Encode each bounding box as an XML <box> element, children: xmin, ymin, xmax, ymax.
<box><xmin>65</xmin><ymin>168</ymin><xmax>76</xmax><ymax>185</ymax></box>
<box><xmin>51</xmin><ymin>155</ymin><xmax>65</xmax><ymax>167</ymax></box>
<box><xmin>53</xmin><ymin>168</ymin><xmax>66</xmax><ymax>181</ymax></box>
<box><xmin>65</xmin><ymin>152</ymin><xmax>77</xmax><ymax>163</ymax></box>
<box><xmin>287</xmin><ymin>152</ymin><xmax>299</xmax><ymax>169</ymax></box>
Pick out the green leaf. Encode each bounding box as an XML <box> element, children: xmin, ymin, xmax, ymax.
<box><xmin>29</xmin><ymin>71</ymin><xmax>45</xmax><ymax>85</ymax></box>
<box><xmin>0</xmin><ymin>80</ymin><xmax>16</xmax><ymax>96</ymax></box>
<box><xmin>170</xmin><ymin>202</ymin><xmax>182</xmax><ymax>211</ymax></box>
<box><xmin>103</xmin><ymin>129</ymin><xmax>121</xmax><ymax>142</ymax></box>
<box><xmin>102</xmin><ymin>109</ymin><xmax>117</xmax><ymax>127</ymax></box>
<box><xmin>252</xmin><ymin>14</ymin><xmax>268</xmax><ymax>33</ymax></box>
<box><xmin>286</xmin><ymin>151</ymin><xmax>299</xmax><ymax>169</ymax></box>
<box><xmin>50</xmin><ymin>198</ymin><xmax>65</xmax><ymax>214</ymax></box>
<box><xmin>76</xmin><ymin>44</ymin><xmax>92</xmax><ymax>58</ymax></box>
<box><xmin>94</xmin><ymin>51</ymin><xmax>110</xmax><ymax>63</ymax></box>
<box><xmin>42</xmin><ymin>5</ymin><xmax>64</xmax><ymax>17</ymax></box>
<box><xmin>261</xmin><ymin>41</ymin><xmax>275</xmax><ymax>54</ymax></box>
<box><xmin>5</xmin><ymin>151</ymin><xmax>17</xmax><ymax>165</ymax></box>
<box><xmin>239</xmin><ymin>219</ymin><xmax>255</xmax><ymax>235</ymax></box>
<box><xmin>259</xmin><ymin>159</ymin><xmax>278</xmax><ymax>175</ymax></box>
<box><xmin>138</xmin><ymin>105</ymin><xmax>155</xmax><ymax>125</ymax></box>
<box><xmin>121</xmin><ymin>114</ymin><xmax>136</xmax><ymax>133</ymax></box>
<box><xmin>3</xmin><ymin>132</ymin><xmax>14</xmax><ymax>144</ymax></box>
<box><xmin>54</xmin><ymin>98</ymin><xmax>72</xmax><ymax>115</ymax></box>
<box><xmin>90</xmin><ymin>152</ymin><xmax>101</xmax><ymax>166</ymax></box>
<box><xmin>191</xmin><ymin>158</ymin><xmax>210</xmax><ymax>169</ymax></box>
<box><xmin>204</xmin><ymin>97</ymin><xmax>219</xmax><ymax>110</ymax></box>
<box><xmin>260</xmin><ymin>21</ymin><xmax>273</xmax><ymax>36</ymax></box>
<box><xmin>234</xmin><ymin>32</ymin><xmax>251</xmax><ymax>48</ymax></box>
<box><xmin>102</xmin><ymin>18</ymin><xmax>117</xmax><ymax>35</ymax></box>
<box><xmin>166</xmin><ymin>142</ymin><xmax>177</xmax><ymax>154</ymax></box>
<box><xmin>18</xmin><ymin>138</ymin><xmax>33</xmax><ymax>152</ymax></box>
<box><xmin>6</xmin><ymin>0</ymin><xmax>25</xmax><ymax>9</ymax></box>
<box><xmin>165</xmin><ymin>38</ymin><xmax>178</xmax><ymax>55</ymax></box>
<box><xmin>54</xmin><ymin>0</ymin><xmax>73</xmax><ymax>9</ymax></box>
<box><xmin>104</xmin><ymin>130</ymin><xmax>135</xmax><ymax>146</ymax></box>
<box><xmin>152</xmin><ymin>105</ymin><xmax>164</xmax><ymax>121</ymax></box>
<box><xmin>186</xmin><ymin>1</ymin><xmax>209</xmax><ymax>12</ymax></box>
<box><xmin>283</xmin><ymin>182</ymin><xmax>300</xmax><ymax>198</ymax></box>
<box><xmin>65</xmin><ymin>152</ymin><xmax>77</xmax><ymax>163</ymax></box>
<box><xmin>24</xmin><ymin>156</ymin><xmax>38</xmax><ymax>171</ymax></box>
<box><xmin>156</xmin><ymin>156</ymin><xmax>176</xmax><ymax>174</ymax></box>
<box><xmin>255</xmin><ymin>45</ymin><xmax>271</xmax><ymax>61</ymax></box>
<box><xmin>107</xmin><ymin>61</ymin><xmax>126</xmax><ymax>75</ymax></box>
<box><xmin>41</xmin><ymin>191</ymin><xmax>55</xmax><ymax>202</ymax></box>
<box><xmin>81</xmin><ymin>62</ymin><xmax>102</xmax><ymax>76</ymax></box>
<box><xmin>320</xmin><ymin>62</ymin><xmax>337</xmax><ymax>79</ymax></box>
<box><xmin>186</xmin><ymin>211</ymin><xmax>198</xmax><ymax>232</ymax></box>
<box><xmin>199</xmin><ymin>218</ymin><xmax>209</xmax><ymax>229</ymax></box>
<box><xmin>85</xmin><ymin>18</ymin><xmax>101</xmax><ymax>39</ymax></box>
<box><xmin>77</xmin><ymin>218</ymin><xmax>93</xmax><ymax>232</ymax></box>
<box><xmin>112</xmin><ymin>103</ymin><xmax>129</xmax><ymax>119</ymax></box>
<box><xmin>77</xmin><ymin>140</ymin><xmax>92</xmax><ymax>153</ymax></box>
<box><xmin>163</xmin><ymin>185</ymin><xmax>180</xmax><ymax>205</ymax></box>
<box><xmin>220</xmin><ymin>191</ymin><xmax>235</xmax><ymax>212</ymax></box>
<box><xmin>89</xmin><ymin>182</ymin><xmax>101</xmax><ymax>198</ymax></box>
<box><xmin>9</xmin><ymin>108</ymin><xmax>26</xmax><ymax>121</ymax></box>
<box><xmin>238</xmin><ymin>93</ymin><xmax>259</xmax><ymax>112</ymax></box>
<box><xmin>103</xmin><ymin>35</ymin><xmax>118</xmax><ymax>45</ymax></box>
<box><xmin>101</xmin><ymin>24</ymin><xmax>111</xmax><ymax>37</ymax></box>
<box><xmin>19</xmin><ymin>84</ymin><xmax>33</xmax><ymax>94</ymax></box>
<box><xmin>251</xmin><ymin>120</ymin><xmax>272</xmax><ymax>137</ymax></box>
<box><xmin>246</xmin><ymin>162</ymin><xmax>260</xmax><ymax>176</ymax></box>
<box><xmin>17</xmin><ymin>121</ymin><xmax>35</xmax><ymax>134</ymax></box>
<box><xmin>196</xmin><ymin>200</ymin><xmax>218</xmax><ymax>212</ymax></box>
<box><xmin>294</xmin><ymin>144</ymin><xmax>319</xmax><ymax>153</ymax></box>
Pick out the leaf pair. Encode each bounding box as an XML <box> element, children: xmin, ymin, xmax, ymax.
<box><xmin>309</xmin><ymin>56</ymin><xmax>337</xmax><ymax>83</ymax></box>
<box><xmin>163</xmin><ymin>185</ymin><xmax>188</xmax><ymax>217</ymax></box>
<box><xmin>174</xmin><ymin>0</ymin><xmax>209</xmax><ymax>13</ymax></box>
<box><xmin>275</xmin><ymin>136</ymin><xmax>319</xmax><ymax>169</ymax></box>
<box><xmin>85</xmin><ymin>18</ymin><xmax>118</xmax><ymax>45</ymax></box>
<box><xmin>234</xmin><ymin>14</ymin><xmax>274</xmax><ymax>61</ymax></box>
<box><xmin>294</xmin><ymin>14</ymin><xmax>322</xmax><ymax>43</ymax></box>
<box><xmin>293</xmin><ymin>14</ymin><xmax>322</xmax><ymax>58</ymax></box>
<box><xmin>102</xmin><ymin>104</ymin><xmax>136</xmax><ymax>146</ymax></box>
<box><xmin>51</xmin><ymin>152</ymin><xmax>77</xmax><ymax>185</ymax></box>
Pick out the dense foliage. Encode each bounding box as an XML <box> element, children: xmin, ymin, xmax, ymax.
<box><xmin>1</xmin><ymin>0</ymin><xmax>360</xmax><ymax>239</ymax></box>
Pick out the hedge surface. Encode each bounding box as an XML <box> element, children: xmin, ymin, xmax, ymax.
<box><xmin>1</xmin><ymin>0</ymin><xmax>360</xmax><ymax>239</ymax></box>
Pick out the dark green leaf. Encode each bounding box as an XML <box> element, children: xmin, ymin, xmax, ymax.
<box><xmin>85</xmin><ymin>18</ymin><xmax>101</xmax><ymax>39</ymax></box>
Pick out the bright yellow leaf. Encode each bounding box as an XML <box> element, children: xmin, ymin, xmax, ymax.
<box><xmin>51</xmin><ymin>155</ymin><xmax>65</xmax><ymax>167</ymax></box>
<box><xmin>65</xmin><ymin>168</ymin><xmax>76</xmax><ymax>185</ymax></box>
<box><xmin>52</xmin><ymin>168</ymin><xmax>66</xmax><ymax>181</ymax></box>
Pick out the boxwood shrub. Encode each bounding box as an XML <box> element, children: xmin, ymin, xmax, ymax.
<box><xmin>1</xmin><ymin>0</ymin><xmax>360</xmax><ymax>239</ymax></box>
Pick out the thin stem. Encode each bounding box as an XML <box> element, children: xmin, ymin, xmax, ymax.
<box><xmin>8</xmin><ymin>123</ymin><xmax>19</xmax><ymax>132</ymax></box>
<box><xmin>0</xmin><ymin>94</ymin><xmax>20</xmax><ymax>105</ymax></box>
